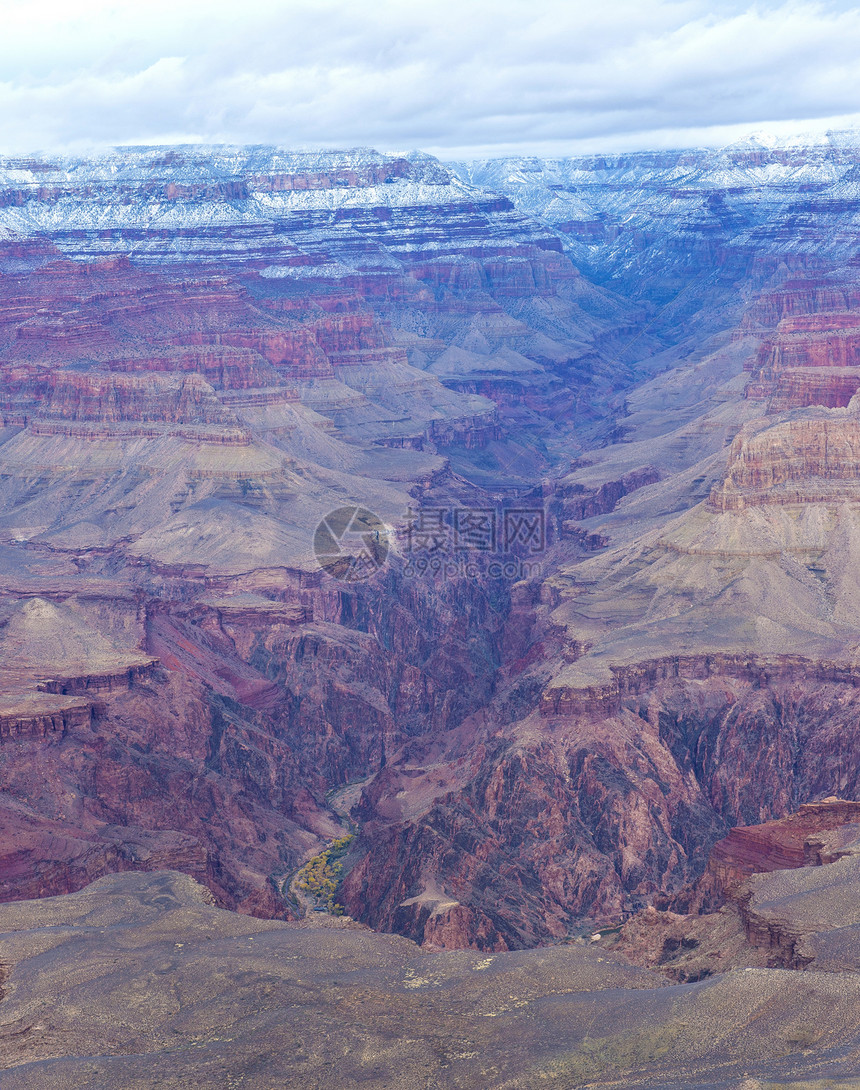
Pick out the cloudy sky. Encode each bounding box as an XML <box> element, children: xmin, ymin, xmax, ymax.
<box><xmin>3</xmin><ymin>0</ymin><xmax>860</xmax><ymax>157</ymax></box>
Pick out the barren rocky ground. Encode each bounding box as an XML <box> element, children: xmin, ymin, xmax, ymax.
<box><xmin>0</xmin><ymin>868</ymin><xmax>859</xmax><ymax>1089</ymax></box>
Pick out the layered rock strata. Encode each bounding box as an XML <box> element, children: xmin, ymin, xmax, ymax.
<box><xmin>6</xmin><ymin>139</ymin><xmax>860</xmax><ymax>958</ymax></box>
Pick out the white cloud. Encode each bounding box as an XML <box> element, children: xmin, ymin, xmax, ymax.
<box><xmin>1</xmin><ymin>0</ymin><xmax>860</xmax><ymax>155</ymax></box>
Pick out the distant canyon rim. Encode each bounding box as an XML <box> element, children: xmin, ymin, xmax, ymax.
<box><xmin>2</xmin><ymin>136</ymin><xmax>860</xmax><ymax>956</ymax></box>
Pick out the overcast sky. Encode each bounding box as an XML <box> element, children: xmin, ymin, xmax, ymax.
<box><xmin>3</xmin><ymin>0</ymin><xmax>860</xmax><ymax>158</ymax></box>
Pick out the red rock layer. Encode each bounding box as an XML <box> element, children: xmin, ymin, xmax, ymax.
<box><xmin>739</xmin><ymin>282</ymin><xmax>860</xmax><ymax>331</ymax></box>
<box><xmin>339</xmin><ymin>664</ymin><xmax>860</xmax><ymax>950</ymax></box>
<box><xmin>39</xmin><ymin>371</ymin><xmax>243</xmax><ymax>429</ymax></box>
<box><xmin>108</xmin><ymin>347</ymin><xmax>281</xmax><ymax>389</ymax></box>
<box><xmin>710</xmin><ymin>415</ymin><xmax>860</xmax><ymax>509</ymax></box>
<box><xmin>702</xmin><ymin>798</ymin><xmax>860</xmax><ymax>898</ymax></box>
<box><xmin>742</xmin><ymin>278</ymin><xmax>860</xmax><ymax>410</ymax></box>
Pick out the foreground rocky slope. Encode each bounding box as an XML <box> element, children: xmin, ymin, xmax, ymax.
<box><xmin>2</xmin><ymin>869</ymin><xmax>860</xmax><ymax>1089</ymax></box>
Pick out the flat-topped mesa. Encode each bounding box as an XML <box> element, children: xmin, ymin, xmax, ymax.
<box><xmin>37</xmin><ymin>659</ymin><xmax>160</xmax><ymax>695</ymax></box>
<box><xmin>709</xmin><ymin>408</ymin><xmax>860</xmax><ymax>509</ymax></box>
<box><xmin>0</xmin><ymin>597</ymin><xmax>161</xmax><ymax>708</ymax></box>
<box><xmin>698</xmin><ymin>798</ymin><xmax>860</xmax><ymax>904</ymax></box>
<box><xmin>0</xmin><ymin>694</ymin><xmax>92</xmax><ymax>742</ymax></box>
<box><xmin>541</xmin><ymin>654</ymin><xmax>860</xmax><ymax>719</ymax></box>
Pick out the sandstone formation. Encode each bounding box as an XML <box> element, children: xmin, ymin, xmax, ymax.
<box><xmin>702</xmin><ymin>798</ymin><xmax>860</xmax><ymax>899</ymax></box>
<box><xmin>612</xmin><ymin>799</ymin><xmax>860</xmax><ymax>983</ymax></box>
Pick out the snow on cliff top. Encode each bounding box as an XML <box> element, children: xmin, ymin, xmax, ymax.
<box><xmin>0</xmin><ymin>145</ymin><xmax>451</xmax><ymax>186</ymax></box>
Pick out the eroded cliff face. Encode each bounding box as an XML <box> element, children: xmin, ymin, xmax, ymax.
<box><xmin>610</xmin><ymin>798</ymin><xmax>860</xmax><ymax>980</ymax></box>
<box><xmin>339</xmin><ymin>670</ymin><xmax>860</xmax><ymax>948</ymax></box>
<box><xmin>699</xmin><ymin>798</ymin><xmax>860</xmax><ymax>904</ymax></box>
<box><xmin>0</xmin><ymin>568</ymin><xmax>516</xmax><ymax>916</ymax></box>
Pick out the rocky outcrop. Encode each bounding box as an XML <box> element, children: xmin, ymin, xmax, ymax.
<box><xmin>624</xmin><ymin>800</ymin><xmax>860</xmax><ymax>972</ymax></box>
<box><xmin>742</xmin><ymin>308</ymin><xmax>860</xmax><ymax>409</ymax></box>
<box><xmin>0</xmin><ymin>695</ymin><xmax>91</xmax><ymax>740</ymax></box>
<box><xmin>340</xmin><ymin>665</ymin><xmax>860</xmax><ymax>949</ymax></box>
<box><xmin>710</xmin><ymin>408</ymin><xmax>860</xmax><ymax>509</ymax></box>
<box><xmin>746</xmin><ymin>366</ymin><xmax>860</xmax><ymax>410</ymax></box>
<box><xmin>699</xmin><ymin>798</ymin><xmax>860</xmax><ymax>902</ymax></box>
<box><xmin>556</xmin><ymin>466</ymin><xmax>660</xmax><ymax>523</ymax></box>
<box><xmin>740</xmin><ymin>282</ymin><xmax>860</xmax><ymax>330</ymax></box>
<box><xmin>38</xmin><ymin>660</ymin><xmax>160</xmax><ymax>695</ymax></box>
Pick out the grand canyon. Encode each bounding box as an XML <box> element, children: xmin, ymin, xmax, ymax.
<box><xmin>4</xmin><ymin>136</ymin><xmax>860</xmax><ymax>1086</ymax></box>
